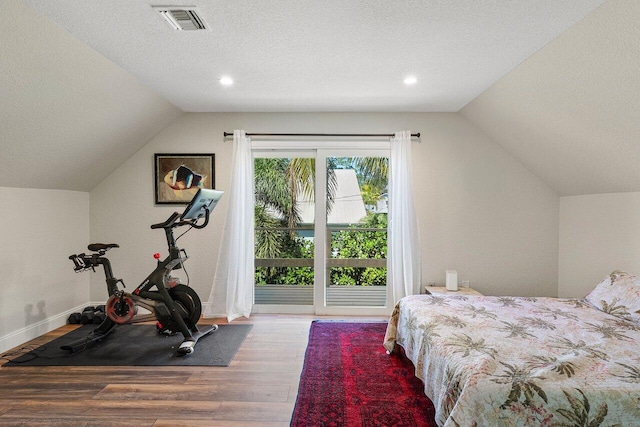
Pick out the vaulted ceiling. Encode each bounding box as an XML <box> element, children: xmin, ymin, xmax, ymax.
<box><xmin>1</xmin><ymin>0</ymin><xmax>181</xmax><ymax>191</ymax></box>
<box><xmin>2</xmin><ymin>0</ymin><xmax>638</xmax><ymax>196</ymax></box>
<box><xmin>23</xmin><ymin>0</ymin><xmax>604</xmax><ymax>113</ymax></box>
<box><xmin>461</xmin><ymin>0</ymin><xmax>640</xmax><ymax>196</ymax></box>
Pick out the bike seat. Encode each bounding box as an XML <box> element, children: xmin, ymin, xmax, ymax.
<box><xmin>88</xmin><ymin>243</ymin><xmax>119</xmax><ymax>252</ymax></box>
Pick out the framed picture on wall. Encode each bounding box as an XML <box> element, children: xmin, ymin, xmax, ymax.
<box><xmin>154</xmin><ymin>153</ymin><xmax>215</xmax><ymax>204</ymax></box>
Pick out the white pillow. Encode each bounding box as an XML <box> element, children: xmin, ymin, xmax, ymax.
<box><xmin>585</xmin><ymin>271</ymin><xmax>640</xmax><ymax>323</ymax></box>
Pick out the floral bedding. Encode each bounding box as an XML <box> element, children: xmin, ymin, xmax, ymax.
<box><xmin>384</xmin><ymin>294</ymin><xmax>640</xmax><ymax>426</ymax></box>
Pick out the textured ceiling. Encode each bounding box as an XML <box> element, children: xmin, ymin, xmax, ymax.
<box><xmin>24</xmin><ymin>0</ymin><xmax>605</xmax><ymax>113</ymax></box>
<box><xmin>461</xmin><ymin>0</ymin><xmax>640</xmax><ymax>196</ymax></box>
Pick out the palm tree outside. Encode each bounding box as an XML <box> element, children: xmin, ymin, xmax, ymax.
<box><xmin>254</xmin><ymin>156</ymin><xmax>389</xmax><ymax>302</ymax></box>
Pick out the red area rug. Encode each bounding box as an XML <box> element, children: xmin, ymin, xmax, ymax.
<box><xmin>291</xmin><ymin>321</ymin><xmax>437</xmax><ymax>427</ymax></box>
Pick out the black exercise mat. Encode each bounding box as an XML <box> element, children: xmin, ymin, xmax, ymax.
<box><xmin>4</xmin><ymin>323</ymin><xmax>252</xmax><ymax>367</ymax></box>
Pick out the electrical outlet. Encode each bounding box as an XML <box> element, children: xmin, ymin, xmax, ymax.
<box><xmin>461</xmin><ymin>280</ymin><xmax>470</xmax><ymax>288</ymax></box>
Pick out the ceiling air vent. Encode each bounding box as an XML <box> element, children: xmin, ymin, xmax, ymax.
<box><xmin>153</xmin><ymin>6</ymin><xmax>209</xmax><ymax>31</ymax></box>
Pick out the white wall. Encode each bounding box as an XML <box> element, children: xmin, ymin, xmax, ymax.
<box><xmin>90</xmin><ymin>112</ymin><xmax>559</xmax><ymax>303</ymax></box>
<box><xmin>0</xmin><ymin>187</ymin><xmax>89</xmax><ymax>353</ymax></box>
<box><xmin>414</xmin><ymin>114</ymin><xmax>559</xmax><ymax>297</ymax></box>
<box><xmin>559</xmin><ymin>192</ymin><xmax>640</xmax><ymax>298</ymax></box>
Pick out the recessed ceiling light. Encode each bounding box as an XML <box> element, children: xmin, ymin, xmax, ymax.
<box><xmin>404</xmin><ymin>76</ymin><xmax>418</xmax><ymax>85</ymax></box>
<box><xmin>219</xmin><ymin>76</ymin><xmax>233</xmax><ymax>86</ymax></box>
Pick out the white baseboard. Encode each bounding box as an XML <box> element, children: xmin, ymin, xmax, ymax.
<box><xmin>0</xmin><ymin>303</ymin><xmax>92</xmax><ymax>355</ymax></box>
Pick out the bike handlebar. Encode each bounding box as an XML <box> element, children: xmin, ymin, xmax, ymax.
<box><xmin>150</xmin><ymin>211</ymin><xmax>181</xmax><ymax>229</ymax></box>
<box><xmin>69</xmin><ymin>242</ymin><xmax>120</xmax><ymax>272</ymax></box>
<box><xmin>150</xmin><ymin>209</ymin><xmax>210</xmax><ymax>230</ymax></box>
<box><xmin>69</xmin><ymin>253</ymin><xmax>97</xmax><ymax>272</ymax></box>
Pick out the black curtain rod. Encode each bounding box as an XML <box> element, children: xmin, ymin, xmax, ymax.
<box><xmin>223</xmin><ymin>132</ymin><xmax>420</xmax><ymax>138</ymax></box>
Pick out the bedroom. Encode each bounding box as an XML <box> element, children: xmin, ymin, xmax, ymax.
<box><xmin>1</xmin><ymin>0</ymin><xmax>639</xmax><ymax>425</ymax></box>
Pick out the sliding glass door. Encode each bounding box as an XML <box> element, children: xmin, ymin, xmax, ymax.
<box><xmin>253</xmin><ymin>148</ymin><xmax>390</xmax><ymax>314</ymax></box>
<box><xmin>319</xmin><ymin>154</ymin><xmax>389</xmax><ymax>310</ymax></box>
<box><xmin>253</xmin><ymin>152</ymin><xmax>315</xmax><ymax>308</ymax></box>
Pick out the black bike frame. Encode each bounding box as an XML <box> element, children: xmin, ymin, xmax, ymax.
<box><xmin>64</xmin><ymin>190</ymin><xmax>219</xmax><ymax>355</ymax></box>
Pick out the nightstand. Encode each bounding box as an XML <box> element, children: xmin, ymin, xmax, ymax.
<box><xmin>424</xmin><ymin>286</ymin><xmax>483</xmax><ymax>296</ymax></box>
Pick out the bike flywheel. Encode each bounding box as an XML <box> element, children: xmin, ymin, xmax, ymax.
<box><xmin>157</xmin><ymin>285</ymin><xmax>202</xmax><ymax>332</ymax></box>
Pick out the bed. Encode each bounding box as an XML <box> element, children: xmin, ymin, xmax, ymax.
<box><xmin>384</xmin><ymin>271</ymin><xmax>640</xmax><ymax>426</ymax></box>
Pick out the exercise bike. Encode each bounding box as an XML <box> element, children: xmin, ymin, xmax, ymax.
<box><xmin>66</xmin><ymin>188</ymin><xmax>224</xmax><ymax>355</ymax></box>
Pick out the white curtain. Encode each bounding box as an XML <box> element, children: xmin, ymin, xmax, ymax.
<box><xmin>204</xmin><ymin>130</ymin><xmax>254</xmax><ymax>321</ymax></box>
<box><xmin>388</xmin><ymin>130</ymin><xmax>422</xmax><ymax>303</ymax></box>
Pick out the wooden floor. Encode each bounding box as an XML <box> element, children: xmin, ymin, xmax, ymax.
<box><xmin>0</xmin><ymin>314</ymin><xmax>386</xmax><ymax>426</ymax></box>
